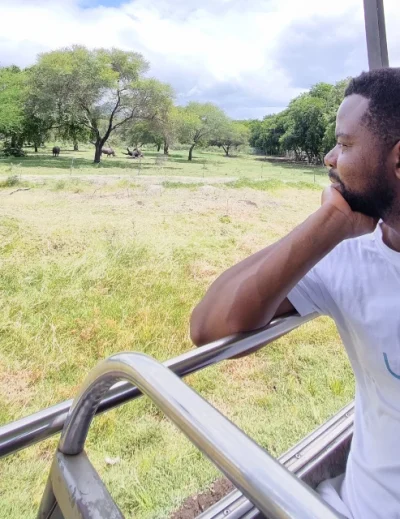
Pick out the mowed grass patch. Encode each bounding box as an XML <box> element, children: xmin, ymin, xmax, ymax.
<box><xmin>0</xmin><ymin>170</ymin><xmax>352</xmax><ymax>519</ymax></box>
<box><xmin>0</xmin><ymin>147</ymin><xmax>330</xmax><ymax>186</ymax></box>
<box><xmin>226</xmin><ymin>177</ymin><xmax>322</xmax><ymax>191</ymax></box>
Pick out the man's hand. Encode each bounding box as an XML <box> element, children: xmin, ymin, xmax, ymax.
<box><xmin>321</xmin><ymin>185</ymin><xmax>379</xmax><ymax>239</ymax></box>
<box><xmin>191</xmin><ymin>183</ymin><xmax>379</xmax><ymax>347</ymax></box>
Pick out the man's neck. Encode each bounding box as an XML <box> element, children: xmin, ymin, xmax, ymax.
<box><xmin>381</xmin><ymin>222</ymin><xmax>400</xmax><ymax>253</ymax></box>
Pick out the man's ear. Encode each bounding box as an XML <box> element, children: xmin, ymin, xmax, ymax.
<box><xmin>392</xmin><ymin>141</ymin><xmax>400</xmax><ymax>180</ymax></box>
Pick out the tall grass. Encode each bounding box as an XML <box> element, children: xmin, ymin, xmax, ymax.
<box><xmin>0</xmin><ymin>158</ymin><xmax>350</xmax><ymax>519</ymax></box>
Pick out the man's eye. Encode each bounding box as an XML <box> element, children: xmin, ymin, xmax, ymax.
<box><xmin>337</xmin><ymin>142</ymin><xmax>347</xmax><ymax>148</ymax></box>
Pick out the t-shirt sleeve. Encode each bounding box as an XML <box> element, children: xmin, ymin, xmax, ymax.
<box><xmin>287</xmin><ymin>261</ymin><xmax>333</xmax><ymax>317</ymax></box>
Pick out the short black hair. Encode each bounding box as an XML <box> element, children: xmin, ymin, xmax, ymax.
<box><xmin>345</xmin><ymin>68</ymin><xmax>400</xmax><ymax>147</ymax></box>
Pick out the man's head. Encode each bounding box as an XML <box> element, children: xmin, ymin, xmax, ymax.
<box><xmin>325</xmin><ymin>68</ymin><xmax>400</xmax><ymax>220</ymax></box>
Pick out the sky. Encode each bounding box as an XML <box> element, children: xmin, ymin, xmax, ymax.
<box><xmin>0</xmin><ymin>0</ymin><xmax>399</xmax><ymax>119</ymax></box>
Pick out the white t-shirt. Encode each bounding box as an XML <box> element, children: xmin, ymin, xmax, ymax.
<box><xmin>287</xmin><ymin>223</ymin><xmax>400</xmax><ymax>519</ymax></box>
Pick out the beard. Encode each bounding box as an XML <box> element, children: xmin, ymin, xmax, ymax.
<box><xmin>329</xmin><ymin>166</ymin><xmax>394</xmax><ymax>220</ymax></box>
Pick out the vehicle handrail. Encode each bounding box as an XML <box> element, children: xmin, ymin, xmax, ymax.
<box><xmin>50</xmin><ymin>351</ymin><xmax>342</xmax><ymax>519</ymax></box>
<box><xmin>0</xmin><ymin>313</ymin><xmax>316</xmax><ymax>458</ymax></box>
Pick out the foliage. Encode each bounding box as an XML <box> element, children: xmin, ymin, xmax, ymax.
<box><xmin>1</xmin><ymin>144</ymin><xmax>26</xmax><ymax>157</ymax></box>
<box><xmin>176</xmin><ymin>102</ymin><xmax>228</xmax><ymax>160</ymax></box>
<box><xmin>0</xmin><ymin>175</ymin><xmax>19</xmax><ymax>187</ymax></box>
<box><xmin>249</xmin><ymin>113</ymin><xmax>287</xmax><ymax>156</ymax></box>
<box><xmin>0</xmin><ymin>66</ymin><xmax>28</xmax><ymax>154</ymax></box>
<box><xmin>0</xmin><ymin>66</ymin><xmax>27</xmax><ymax>138</ymax></box>
<box><xmin>56</xmin><ymin>117</ymin><xmax>92</xmax><ymax>150</ymax></box>
<box><xmin>120</xmin><ymin>92</ymin><xmax>176</xmax><ymax>154</ymax></box>
<box><xmin>320</xmin><ymin>79</ymin><xmax>350</xmax><ymax>153</ymax></box>
<box><xmin>280</xmin><ymin>94</ymin><xmax>326</xmax><ymax>163</ymax></box>
<box><xmin>1</xmin><ymin>46</ymin><xmax>350</xmax><ymax>165</ymax></box>
<box><xmin>121</xmin><ymin>120</ymin><xmax>162</xmax><ymax>149</ymax></box>
<box><xmin>210</xmin><ymin>121</ymin><xmax>250</xmax><ymax>156</ymax></box>
<box><xmin>28</xmin><ymin>46</ymin><xmax>174</xmax><ymax>162</ymax></box>
<box><xmin>250</xmin><ymin>79</ymin><xmax>350</xmax><ymax>163</ymax></box>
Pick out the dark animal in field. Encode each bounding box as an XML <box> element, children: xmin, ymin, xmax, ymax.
<box><xmin>52</xmin><ymin>146</ymin><xmax>60</xmax><ymax>157</ymax></box>
<box><xmin>101</xmin><ymin>147</ymin><xmax>115</xmax><ymax>157</ymax></box>
<box><xmin>125</xmin><ymin>147</ymin><xmax>143</xmax><ymax>159</ymax></box>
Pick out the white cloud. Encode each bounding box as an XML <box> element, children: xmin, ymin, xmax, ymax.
<box><xmin>0</xmin><ymin>0</ymin><xmax>399</xmax><ymax>119</ymax></box>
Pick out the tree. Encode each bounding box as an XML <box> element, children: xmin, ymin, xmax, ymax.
<box><xmin>280</xmin><ymin>94</ymin><xmax>326</xmax><ymax>163</ymax></box>
<box><xmin>309</xmin><ymin>82</ymin><xmax>335</xmax><ymax>102</ymax></box>
<box><xmin>56</xmin><ymin>116</ymin><xmax>92</xmax><ymax>151</ymax></box>
<box><xmin>245</xmin><ymin>79</ymin><xmax>350</xmax><ymax>162</ymax></box>
<box><xmin>0</xmin><ymin>66</ymin><xmax>27</xmax><ymax>154</ymax></box>
<box><xmin>249</xmin><ymin>113</ymin><xmax>287</xmax><ymax>156</ymax></box>
<box><xmin>157</xmin><ymin>105</ymin><xmax>181</xmax><ymax>155</ymax></box>
<box><xmin>320</xmin><ymin>79</ymin><xmax>350</xmax><ymax>153</ymax></box>
<box><xmin>121</xmin><ymin>120</ymin><xmax>162</xmax><ymax>149</ymax></box>
<box><xmin>177</xmin><ymin>102</ymin><xmax>228</xmax><ymax>161</ymax></box>
<box><xmin>22</xmin><ymin>114</ymin><xmax>52</xmax><ymax>152</ymax></box>
<box><xmin>210</xmin><ymin>121</ymin><xmax>249</xmax><ymax>156</ymax></box>
<box><xmin>121</xmin><ymin>88</ymin><xmax>176</xmax><ymax>154</ymax></box>
<box><xmin>29</xmin><ymin>46</ymin><xmax>173</xmax><ymax>163</ymax></box>
<box><xmin>0</xmin><ymin>66</ymin><xmax>56</xmax><ymax>154</ymax></box>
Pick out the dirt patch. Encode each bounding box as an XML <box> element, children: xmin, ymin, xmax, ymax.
<box><xmin>170</xmin><ymin>478</ymin><xmax>235</xmax><ymax>519</ymax></box>
<box><xmin>188</xmin><ymin>260</ymin><xmax>218</xmax><ymax>281</ymax></box>
<box><xmin>198</xmin><ymin>185</ymin><xmax>217</xmax><ymax>194</ymax></box>
<box><xmin>0</xmin><ymin>362</ymin><xmax>36</xmax><ymax>406</ymax></box>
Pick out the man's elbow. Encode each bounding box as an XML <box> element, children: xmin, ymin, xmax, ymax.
<box><xmin>190</xmin><ymin>305</ymin><xmax>243</xmax><ymax>347</ymax></box>
<box><xmin>189</xmin><ymin>306</ymin><xmax>208</xmax><ymax>347</ymax></box>
<box><xmin>189</xmin><ymin>303</ymin><xmax>227</xmax><ymax>347</ymax></box>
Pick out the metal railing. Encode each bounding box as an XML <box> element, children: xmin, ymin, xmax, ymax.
<box><xmin>0</xmin><ymin>313</ymin><xmax>316</xmax><ymax>458</ymax></box>
<box><xmin>0</xmin><ymin>0</ymin><xmax>390</xmax><ymax>464</ymax></box>
<box><xmin>38</xmin><ymin>351</ymin><xmax>343</xmax><ymax>519</ymax></box>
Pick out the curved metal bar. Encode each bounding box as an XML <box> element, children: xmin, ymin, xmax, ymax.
<box><xmin>58</xmin><ymin>352</ymin><xmax>342</xmax><ymax>519</ymax></box>
<box><xmin>0</xmin><ymin>313</ymin><xmax>316</xmax><ymax>458</ymax></box>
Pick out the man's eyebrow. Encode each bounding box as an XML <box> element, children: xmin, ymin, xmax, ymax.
<box><xmin>335</xmin><ymin>132</ymin><xmax>352</xmax><ymax>139</ymax></box>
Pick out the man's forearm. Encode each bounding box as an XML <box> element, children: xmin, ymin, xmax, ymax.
<box><xmin>190</xmin><ymin>204</ymin><xmax>349</xmax><ymax>346</ymax></box>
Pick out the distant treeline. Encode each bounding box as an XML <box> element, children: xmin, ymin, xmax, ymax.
<box><xmin>247</xmin><ymin>80</ymin><xmax>349</xmax><ymax>164</ymax></box>
<box><xmin>0</xmin><ymin>44</ymin><xmax>348</xmax><ymax>164</ymax></box>
<box><xmin>0</xmin><ymin>46</ymin><xmax>249</xmax><ymax>163</ymax></box>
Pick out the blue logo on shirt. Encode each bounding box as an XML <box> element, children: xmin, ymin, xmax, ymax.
<box><xmin>383</xmin><ymin>353</ymin><xmax>400</xmax><ymax>380</ymax></box>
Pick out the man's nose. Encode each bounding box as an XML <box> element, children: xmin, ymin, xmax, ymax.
<box><xmin>324</xmin><ymin>147</ymin><xmax>337</xmax><ymax>169</ymax></box>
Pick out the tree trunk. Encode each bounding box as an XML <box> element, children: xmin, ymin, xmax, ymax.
<box><xmin>157</xmin><ymin>143</ymin><xmax>161</xmax><ymax>152</ymax></box>
<box><xmin>73</xmin><ymin>140</ymin><xmax>79</xmax><ymax>151</ymax></box>
<box><xmin>188</xmin><ymin>144</ymin><xmax>195</xmax><ymax>161</ymax></box>
<box><xmin>94</xmin><ymin>140</ymin><xmax>103</xmax><ymax>163</ymax></box>
<box><xmin>163</xmin><ymin>143</ymin><xmax>169</xmax><ymax>155</ymax></box>
<box><xmin>223</xmin><ymin>145</ymin><xmax>229</xmax><ymax>156</ymax></box>
<box><xmin>34</xmin><ymin>143</ymin><xmax>38</xmax><ymax>153</ymax></box>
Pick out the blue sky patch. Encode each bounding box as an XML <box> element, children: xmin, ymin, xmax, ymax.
<box><xmin>80</xmin><ymin>0</ymin><xmax>127</xmax><ymax>8</ymax></box>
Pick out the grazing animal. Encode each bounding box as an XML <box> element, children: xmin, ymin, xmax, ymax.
<box><xmin>52</xmin><ymin>146</ymin><xmax>60</xmax><ymax>157</ymax></box>
<box><xmin>101</xmin><ymin>147</ymin><xmax>115</xmax><ymax>157</ymax></box>
<box><xmin>126</xmin><ymin>147</ymin><xmax>143</xmax><ymax>158</ymax></box>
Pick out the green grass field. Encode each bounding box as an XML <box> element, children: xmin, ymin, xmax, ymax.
<box><xmin>0</xmin><ymin>146</ymin><xmax>352</xmax><ymax>518</ymax></box>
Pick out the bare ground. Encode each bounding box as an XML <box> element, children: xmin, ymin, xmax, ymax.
<box><xmin>170</xmin><ymin>478</ymin><xmax>235</xmax><ymax>519</ymax></box>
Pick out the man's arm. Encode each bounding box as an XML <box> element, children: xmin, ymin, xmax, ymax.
<box><xmin>190</xmin><ymin>187</ymin><xmax>377</xmax><ymax>347</ymax></box>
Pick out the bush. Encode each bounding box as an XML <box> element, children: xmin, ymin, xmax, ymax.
<box><xmin>1</xmin><ymin>145</ymin><xmax>26</xmax><ymax>157</ymax></box>
<box><xmin>54</xmin><ymin>180</ymin><xmax>66</xmax><ymax>190</ymax></box>
<box><xmin>0</xmin><ymin>175</ymin><xmax>20</xmax><ymax>188</ymax></box>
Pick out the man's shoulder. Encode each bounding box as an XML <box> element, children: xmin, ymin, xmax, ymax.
<box><xmin>315</xmin><ymin>232</ymin><xmax>377</xmax><ymax>280</ymax></box>
<box><xmin>330</xmin><ymin>232</ymin><xmax>376</xmax><ymax>260</ymax></box>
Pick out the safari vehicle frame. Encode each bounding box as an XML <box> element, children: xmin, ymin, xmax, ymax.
<box><xmin>0</xmin><ymin>1</ymin><xmax>391</xmax><ymax>517</ymax></box>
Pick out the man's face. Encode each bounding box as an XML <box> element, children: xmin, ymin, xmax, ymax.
<box><xmin>324</xmin><ymin>94</ymin><xmax>394</xmax><ymax>219</ymax></box>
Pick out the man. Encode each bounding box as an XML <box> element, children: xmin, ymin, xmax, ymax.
<box><xmin>190</xmin><ymin>68</ymin><xmax>400</xmax><ymax>519</ymax></box>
